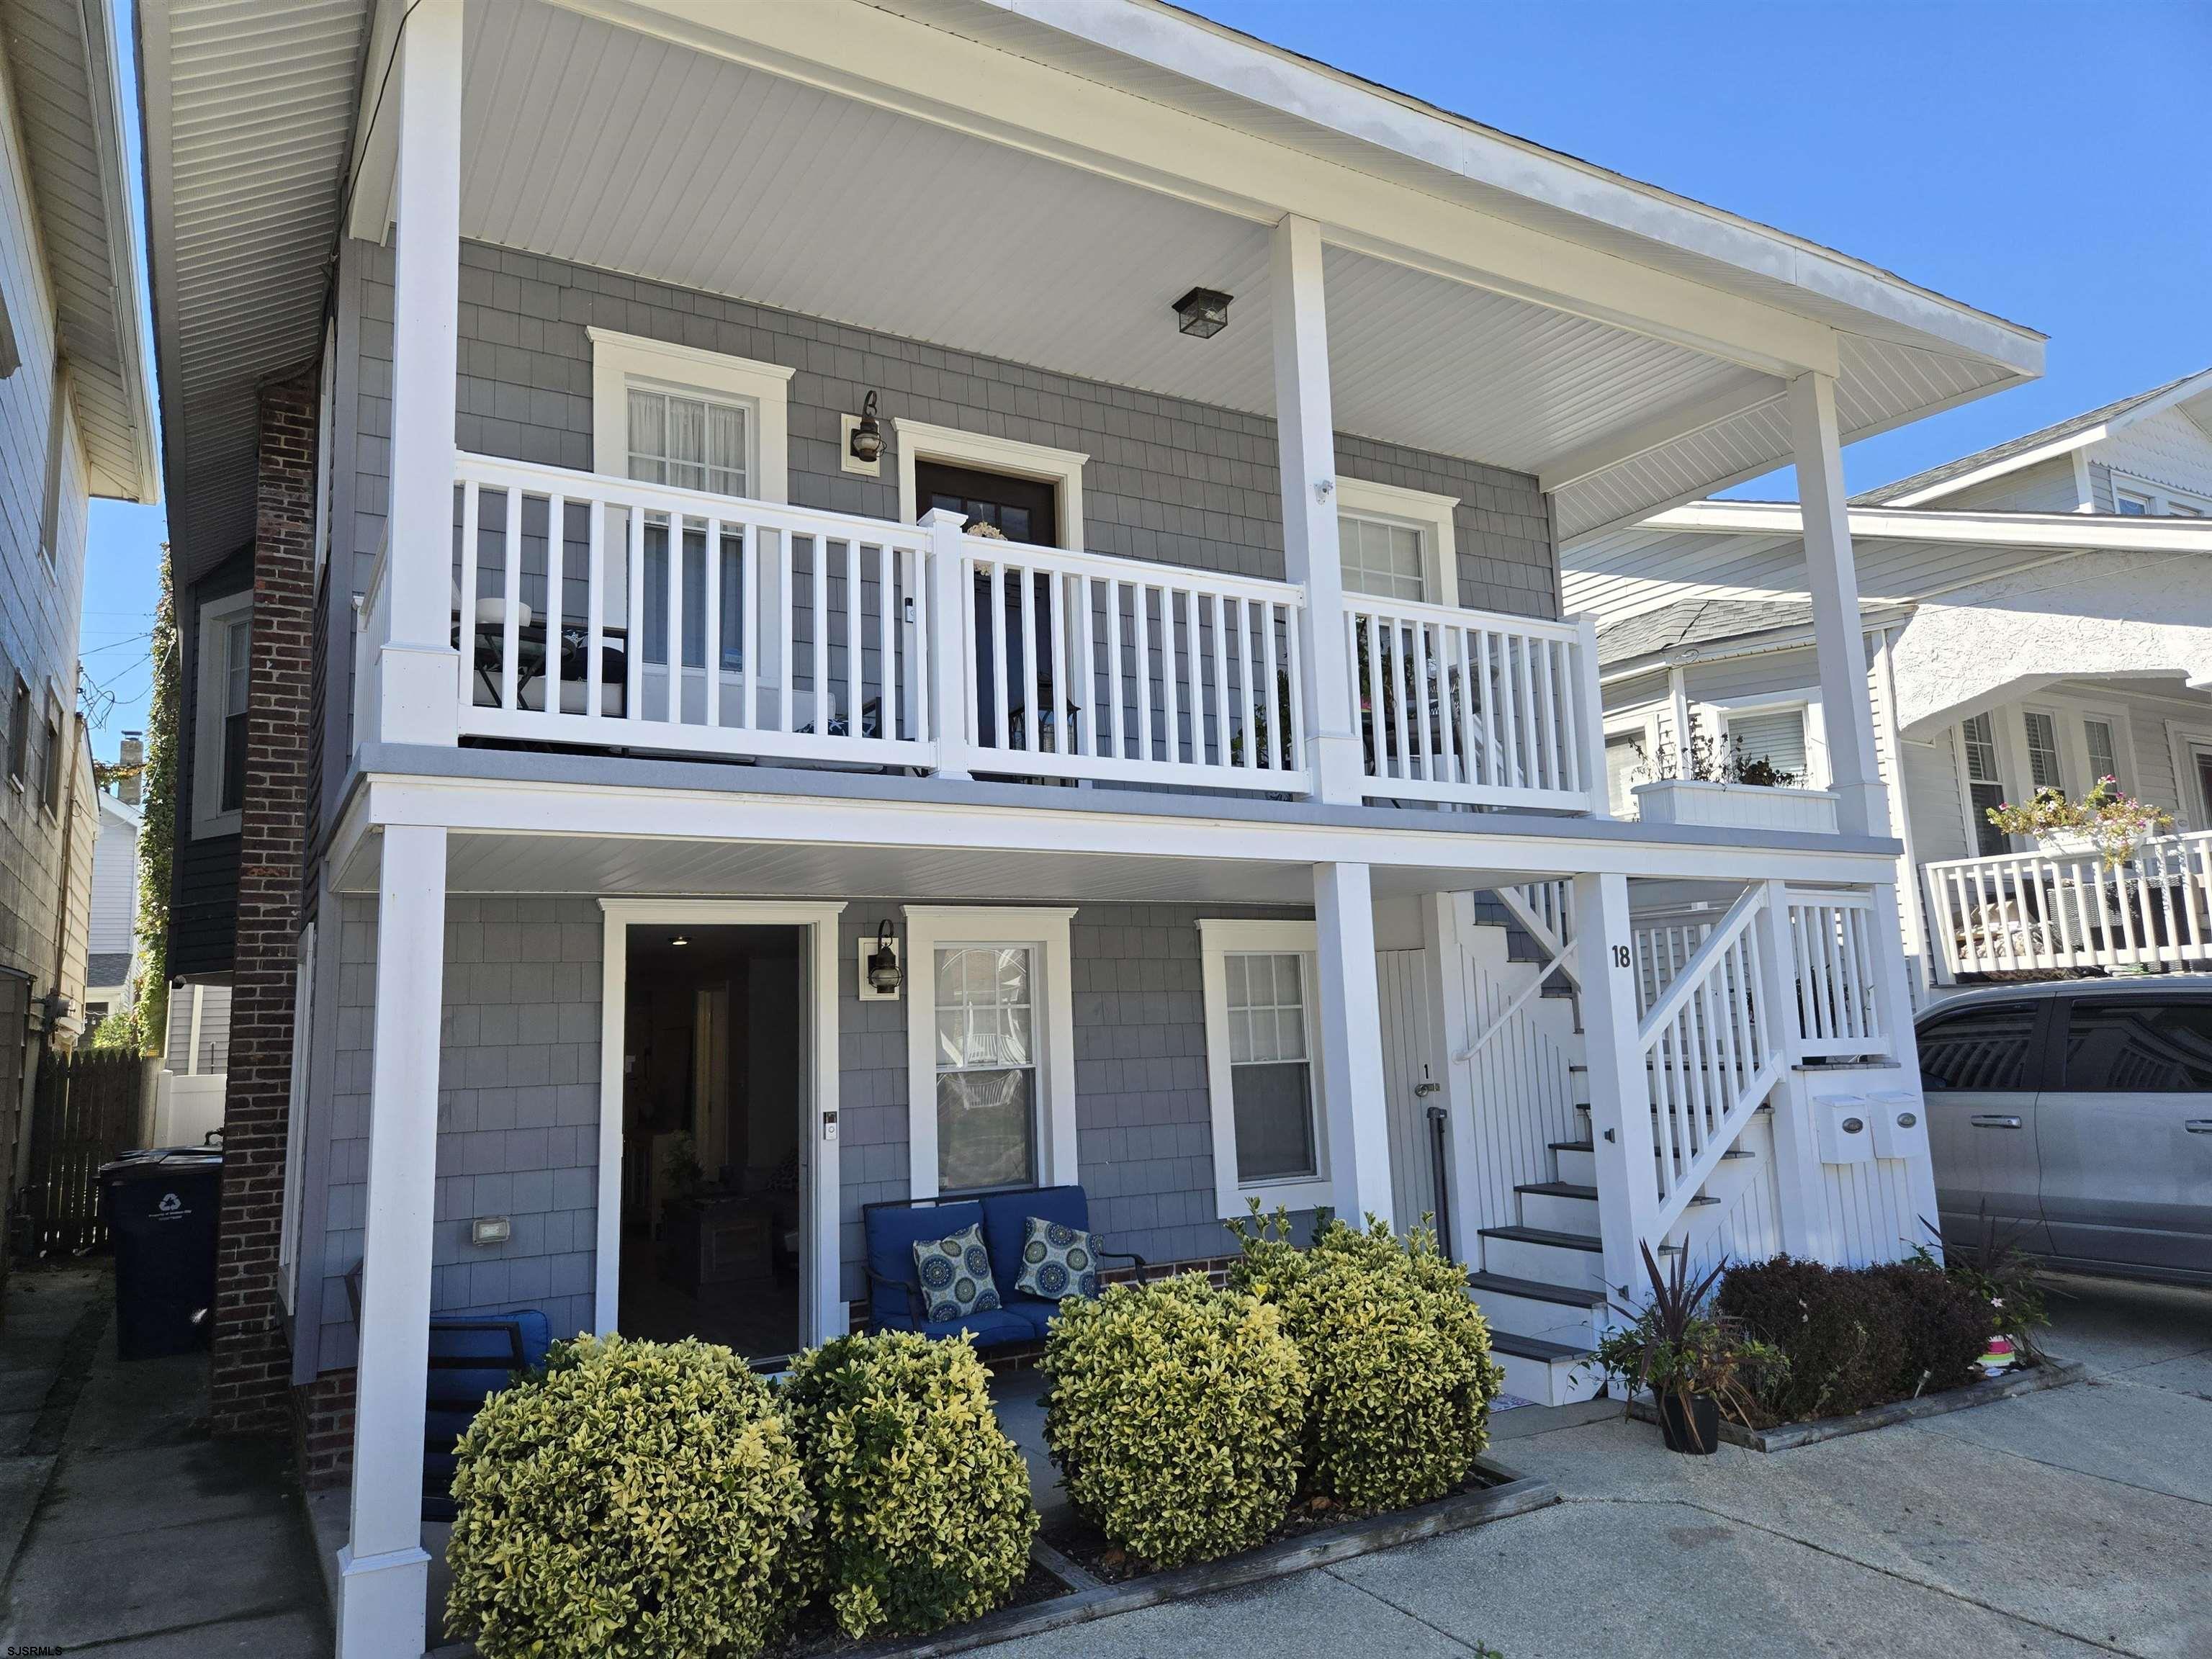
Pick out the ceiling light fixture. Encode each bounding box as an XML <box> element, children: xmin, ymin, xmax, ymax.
<box><xmin>1172</xmin><ymin>286</ymin><xmax>1232</xmax><ymax>339</ymax></box>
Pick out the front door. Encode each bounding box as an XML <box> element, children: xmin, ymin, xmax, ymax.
<box><xmin>917</xmin><ymin>461</ymin><xmax>1066</xmax><ymax>753</ymax></box>
<box><xmin>1377</xmin><ymin>948</ymin><xmax>1449</xmax><ymax>1251</ymax></box>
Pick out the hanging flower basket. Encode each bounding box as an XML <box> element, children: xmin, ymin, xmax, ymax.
<box><xmin>1987</xmin><ymin>778</ymin><xmax>2170</xmax><ymax>871</ymax></box>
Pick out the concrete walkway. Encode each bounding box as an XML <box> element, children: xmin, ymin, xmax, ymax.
<box><xmin>979</xmin><ymin>1272</ymin><xmax>2212</xmax><ymax>1658</ymax></box>
<box><xmin>0</xmin><ymin>1262</ymin><xmax>331</xmax><ymax>1657</ymax></box>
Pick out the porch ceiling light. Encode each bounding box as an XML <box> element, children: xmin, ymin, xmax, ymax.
<box><xmin>866</xmin><ymin>922</ymin><xmax>904</xmax><ymax>996</ymax></box>
<box><xmin>849</xmin><ymin>390</ymin><xmax>884</xmax><ymax>465</ymax></box>
<box><xmin>670</xmin><ymin>934</ymin><xmax>690</xmax><ymax>948</ymax></box>
<box><xmin>1172</xmin><ymin>287</ymin><xmax>1232</xmax><ymax>339</ymax></box>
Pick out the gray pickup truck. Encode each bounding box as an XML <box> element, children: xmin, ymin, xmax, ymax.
<box><xmin>1918</xmin><ymin>978</ymin><xmax>2212</xmax><ymax>1285</ymax></box>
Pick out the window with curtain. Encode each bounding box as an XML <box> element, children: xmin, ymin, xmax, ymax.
<box><xmin>2023</xmin><ymin>710</ymin><xmax>2064</xmax><ymax>791</ymax></box>
<box><xmin>630</xmin><ymin>385</ymin><xmax>752</xmax><ymax>671</ymax></box>
<box><xmin>2083</xmin><ymin>718</ymin><xmax>2120</xmax><ymax>787</ymax></box>
<box><xmin>1727</xmin><ymin>708</ymin><xmax>1809</xmax><ymax>786</ymax></box>
<box><xmin>934</xmin><ymin>946</ymin><xmax>1038</xmax><ymax>1192</ymax></box>
<box><xmin>1223</xmin><ymin>952</ymin><xmax>1318</xmax><ymax>1182</ymax></box>
<box><xmin>1961</xmin><ymin>712</ymin><xmax>2007</xmax><ymax>856</ymax></box>
<box><xmin>1337</xmin><ymin>512</ymin><xmax>1427</xmax><ymax>601</ymax></box>
<box><xmin>216</xmin><ymin>613</ymin><xmax>250</xmax><ymax>813</ymax></box>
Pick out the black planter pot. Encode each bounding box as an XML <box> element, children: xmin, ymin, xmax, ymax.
<box><xmin>1657</xmin><ymin>1391</ymin><xmax>1721</xmax><ymax>1455</ymax></box>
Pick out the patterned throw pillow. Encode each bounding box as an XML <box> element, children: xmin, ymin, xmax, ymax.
<box><xmin>912</xmin><ymin>1223</ymin><xmax>1002</xmax><ymax>1323</ymax></box>
<box><xmin>1014</xmin><ymin>1216</ymin><xmax>1098</xmax><ymax>1302</ymax></box>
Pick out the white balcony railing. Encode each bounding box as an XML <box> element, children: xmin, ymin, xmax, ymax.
<box><xmin>451</xmin><ymin>454</ymin><xmax>938</xmax><ymax>769</ymax></box>
<box><xmin>1925</xmin><ymin>830</ymin><xmax>2212</xmax><ymax>979</ymax></box>
<box><xmin>389</xmin><ymin>454</ymin><xmax>1612</xmax><ymax>809</ymax></box>
<box><xmin>950</xmin><ymin>539</ymin><xmax>1310</xmax><ymax>793</ymax></box>
<box><xmin>1343</xmin><ymin>595</ymin><xmax>1600</xmax><ymax>812</ymax></box>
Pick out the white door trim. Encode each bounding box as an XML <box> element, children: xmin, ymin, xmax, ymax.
<box><xmin>595</xmin><ymin>899</ymin><xmax>848</xmax><ymax>1348</ymax></box>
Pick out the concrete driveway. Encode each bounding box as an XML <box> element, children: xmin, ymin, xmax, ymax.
<box><xmin>979</xmin><ymin>1272</ymin><xmax>2212</xmax><ymax>1659</ymax></box>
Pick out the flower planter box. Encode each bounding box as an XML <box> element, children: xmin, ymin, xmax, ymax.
<box><xmin>1632</xmin><ymin>778</ymin><xmax>1840</xmax><ymax>835</ymax></box>
<box><xmin>1623</xmin><ymin>1357</ymin><xmax>2085</xmax><ymax>1452</ymax></box>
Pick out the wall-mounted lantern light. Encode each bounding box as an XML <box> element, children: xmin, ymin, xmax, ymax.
<box><xmin>859</xmin><ymin>921</ymin><xmax>903</xmax><ymax>1000</ymax></box>
<box><xmin>842</xmin><ymin>390</ymin><xmax>886</xmax><ymax>478</ymax></box>
<box><xmin>1172</xmin><ymin>287</ymin><xmax>1232</xmax><ymax>338</ymax></box>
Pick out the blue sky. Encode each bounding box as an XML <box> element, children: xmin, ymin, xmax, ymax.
<box><xmin>76</xmin><ymin>0</ymin><xmax>2211</xmax><ymax>760</ymax></box>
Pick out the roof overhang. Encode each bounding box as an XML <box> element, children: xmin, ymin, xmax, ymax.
<box><xmin>1598</xmin><ymin>604</ymin><xmax>1915</xmax><ymax>683</ymax></box>
<box><xmin>1642</xmin><ymin>499</ymin><xmax>2212</xmax><ymax>553</ymax></box>
<box><xmin>8</xmin><ymin>0</ymin><xmax>159</xmax><ymax>500</ymax></box>
<box><xmin>141</xmin><ymin>0</ymin><xmax>2042</xmax><ymax>583</ymax></box>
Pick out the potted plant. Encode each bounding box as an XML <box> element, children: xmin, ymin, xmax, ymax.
<box><xmin>1592</xmin><ymin>1243</ymin><xmax>1784</xmax><ymax>1454</ymax></box>
<box><xmin>1628</xmin><ymin>732</ymin><xmax>1840</xmax><ymax>833</ymax></box>
<box><xmin>1982</xmin><ymin>776</ymin><xmax>2173</xmax><ymax>869</ymax></box>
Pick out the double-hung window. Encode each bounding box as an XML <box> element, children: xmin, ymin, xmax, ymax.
<box><xmin>192</xmin><ymin>593</ymin><xmax>253</xmax><ymax>836</ymax></box>
<box><xmin>6</xmin><ymin>675</ymin><xmax>27</xmax><ymax>786</ymax></box>
<box><xmin>1725</xmin><ymin>705</ymin><xmax>1812</xmax><ymax>787</ymax></box>
<box><xmin>1961</xmin><ymin>712</ymin><xmax>2008</xmax><ymax>857</ymax></box>
<box><xmin>40</xmin><ymin>694</ymin><xmax>62</xmax><ymax>814</ymax></box>
<box><xmin>1333</xmin><ymin>479</ymin><xmax>1457</xmax><ymax>606</ymax></box>
<box><xmin>904</xmin><ymin>907</ymin><xmax>1077</xmax><ymax>1199</ymax></box>
<box><xmin>2022</xmin><ymin>710</ymin><xmax>2064</xmax><ymax>792</ymax></box>
<box><xmin>1200</xmin><ymin>920</ymin><xmax>1329</xmax><ymax>1217</ymax></box>
<box><xmin>2083</xmin><ymin>717</ymin><xmax>2121</xmax><ymax>788</ymax></box>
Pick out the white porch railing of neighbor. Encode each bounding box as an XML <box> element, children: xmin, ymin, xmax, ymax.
<box><xmin>1634</xmin><ymin>884</ymin><xmax>1785</xmax><ymax>1241</ymax></box>
<box><xmin>1924</xmin><ymin>831</ymin><xmax>2212</xmax><ymax>979</ymax></box>
<box><xmin>951</xmin><ymin>536</ymin><xmax>1311</xmax><ymax>793</ymax></box>
<box><xmin>1342</xmin><ymin>597</ymin><xmax>1601</xmax><ymax>813</ymax></box>
<box><xmin>451</xmin><ymin>454</ymin><xmax>940</xmax><ymax>768</ymax></box>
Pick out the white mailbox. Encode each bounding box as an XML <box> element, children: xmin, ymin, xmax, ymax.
<box><xmin>1866</xmin><ymin>1089</ymin><xmax>1928</xmax><ymax>1161</ymax></box>
<box><xmin>1815</xmin><ymin>1094</ymin><xmax>1875</xmax><ymax>1165</ymax></box>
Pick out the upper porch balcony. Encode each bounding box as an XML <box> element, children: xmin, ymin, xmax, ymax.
<box><xmin>355</xmin><ymin>450</ymin><xmax>1604</xmax><ymax>814</ymax></box>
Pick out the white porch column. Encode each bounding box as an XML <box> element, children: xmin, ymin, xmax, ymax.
<box><xmin>1749</xmin><ymin>878</ymin><xmax>1830</xmax><ymax>1261</ymax></box>
<box><xmin>1313</xmin><ymin>862</ymin><xmax>1393</xmax><ymax>1226</ymax></box>
<box><xmin>1789</xmin><ymin>371</ymin><xmax>1883</xmax><ymax>838</ymax></box>
<box><xmin>378</xmin><ymin>1</ymin><xmax>464</xmax><ymax>750</ymax></box>
<box><xmin>336</xmin><ymin>824</ymin><xmax>448</xmax><ymax>1659</ymax></box>
<box><xmin>1269</xmin><ymin>215</ymin><xmax>1363</xmax><ymax>804</ymax></box>
<box><xmin>923</xmin><ymin>508</ymin><xmax>972</xmax><ymax>779</ymax></box>
<box><xmin>1571</xmin><ymin>871</ymin><xmax>1658</xmax><ymax>1300</ymax></box>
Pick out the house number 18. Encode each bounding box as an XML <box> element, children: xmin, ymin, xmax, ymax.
<box><xmin>1612</xmin><ymin>945</ymin><xmax>1632</xmax><ymax>969</ymax></box>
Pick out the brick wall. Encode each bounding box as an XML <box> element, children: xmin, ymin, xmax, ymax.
<box><xmin>210</xmin><ymin>367</ymin><xmax>320</xmax><ymax>1434</ymax></box>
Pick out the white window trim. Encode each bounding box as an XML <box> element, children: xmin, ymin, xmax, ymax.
<box><xmin>596</xmin><ymin>899</ymin><xmax>848</xmax><ymax>1348</ymax></box>
<box><xmin>1198</xmin><ymin>917</ymin><xmax>1331</xmax><ymax>1220</ymax></box>
<box><xmin>2167</xmin><ymin>721</ymin><xmax>2212</xmax><ymax>832</ymax></box>
<box><xmin>276</xmin><ymin>922</ymin><xmax>316</xmax><ymax>1314</ymax></box>
<box><xmin>2059</xmin><ymin>696</ymin><xmax>2136</xmax><ymax>794</ymax></box>
<box><xmin>904</xmin><ymin>905</ymin><xmax>1079</xmax><ymax>1199</ymax></box>
<box><xmin>2016</xmin><ymin>701</ymin><xmax>2069</xmax><ymax>796</ymax></box>
<box><xmin>894</xmin><ymin>418</ymin><xmax>1089</xmax><ymax>550</ymax></box>
<box><xmin>1334</xmin><ymin>475</ymin><xmax>1457</xmax><ymax>604</ymax></box>
<box><xmin>1602</xmin><ymin>707</ymin><xmax>1663</xmax><ymax>816</ymax></box>
<box><xmin>587</xmin><ymin>327</ymin><xmax>794</xmax><ymax>503</ymax></box>
<box><xmin>191</xmin><ymin>590</ymin><xmax>253</xmax><ymax>839</ymax></box>
<box><xmin>1953</xmin><ymin>706</ymin><xmax>2013</xmax><ymax>855</ymax></box>
<box><xmin>1707</xmin><ymin>691</ymin><xmax>1827</xmax><ymax>789</ymax></box>
<box><xmin>2108</xmin><ymin>471</ymin><xmax>2211</xmax><ymax>517</ymax></box>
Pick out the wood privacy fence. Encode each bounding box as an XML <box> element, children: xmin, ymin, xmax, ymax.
<box><xmin>22</xmin><ymin>1051</ymin><xmax>145</xmax><ymax>1254</ymax></box>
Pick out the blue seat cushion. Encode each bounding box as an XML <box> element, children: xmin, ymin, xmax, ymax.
<box><xmin>998</xmin><ymin>1298</ymin><xmax>1058</xmax><ymax>1341</ymax></box>
<box><xmin>917</xmin><ymin>1307</ymin><xmax>1036</xmax><ymax>1350</ymax></box>
<box><xmin>866</xmin><ymin>1200</ymin><xmax>984</xmax><ymax>1328</ymax></box>
<box><xmin>979</xmin><ymin>1186</ymin><xmax>1092</xmax><ymax>1307</ymax></box>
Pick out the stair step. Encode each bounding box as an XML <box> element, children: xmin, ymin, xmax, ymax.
<box><xmin>1466</xmin><ymin>1271</ymin><xmax>1607</xmax><ymax>1309</ymax></box>
<box><xmin>1515</xmin><ymin>1181</ymin><xmax>1600</xmax><ymax>1234</ymax></box>
<box><xmin>1491</xmin><ymin>1330</ymin><xmax>1589</xmax><ymax>1364</ymax></box>
<box><xmin>1516</xmin><ymin>1180</ymin><xmax>1598</xmax><ymax>1200</ymax></box>
<box><xmin>1479</xmin><ymin>1225</ymin><xmax>1601</xmax><ymax>1252</ymax></box>
<box><xmin>1795</xmin><ymin>1057</ymin><xmax>1901</xmax><ymax>1072</ymax></box>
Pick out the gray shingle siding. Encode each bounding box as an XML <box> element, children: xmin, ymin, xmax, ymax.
<box><xmin>312</xmin><ymin>894</ymin><xmax>1303</xmax><ymax>1369</ymax></box>
<box><xmin>334</xmin><ymin>237</ymin><xmax>1555</xmax><ymax>669</ymax></box>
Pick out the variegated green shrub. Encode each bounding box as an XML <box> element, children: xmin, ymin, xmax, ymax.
<box><xmin>778</xmin><ymin>1330</ymin><xmax>1036</xmax><ymax>1638</ymax></box>
<box><xmin>1258</xmin><ymin>1217</ymin><xmax>1506</xmax><ymax>1512</ymax></box>
<box><xmin>1041</xmin><ymin>1273</ymin><xmax>1308</xmax><ymax>1567</ymax></box>
<box><xmin>444</xmin><ymin>1335</ymin><xmax>815</xmax><ymax>1659</ymax></box>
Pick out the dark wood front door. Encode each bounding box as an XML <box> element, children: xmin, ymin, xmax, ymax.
<box><xmin>914</xmin><ymin>461</ymin><xmax>1059</xmax><ymax>549</ymax></box>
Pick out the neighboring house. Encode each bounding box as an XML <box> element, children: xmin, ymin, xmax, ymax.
<box><xmin>138</xmin><ymin>5</ymin><xmax>2043</xmax><ymax>1653</ymax></box>
<box><xmin>84</xmin><ymin>754</ymin><xmax>142</xmax><ymax>1024</ymax></box>
<box><xmin>0</xmin><ymin>0</ymin><xmax>160</xmax><ymax>1264</ymax></box>
<box><xmin>1570</xmin><ymin>367</ymin><xmax>2212</xmax><ymax>992</ymax></box>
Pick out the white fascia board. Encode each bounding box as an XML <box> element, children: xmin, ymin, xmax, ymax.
<box><xmin>1597</xmin><ymin>613</ymin><xmax>1906</xmax><ymax>685</ymax></box>
<box><xmin>572</xmin><ymin>0</ymin><xmax>1844</xmax><ymax>379</ymax></box>
<box><xmin>1886</xmin><ymin>367</ymin><xmax>2212</xmax><ymax>507</ymax></box>
<box><xmin>354</xmin><ymin>770</ymin><xmax>1900</xmax><ymax>886</ymax></box>
<box><xmin>1644</xmin><ymin>500</ymin><xmax>2212</xmax><ymax>553</ymax></box>
<box><xmin>965</xmin><ymin>0</ymin><xmax>2042</xmax><ymax>377</ymax></box>
<box><xmin>79</xmin><ymin>0</ymin><xmax>161</xmax><ymax>502</ymax></box>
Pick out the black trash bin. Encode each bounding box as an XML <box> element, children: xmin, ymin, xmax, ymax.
<box><xmin>100</xmin><ymin>1148</ymin><xmax>223</xmax><ymax>1360</ymax></box>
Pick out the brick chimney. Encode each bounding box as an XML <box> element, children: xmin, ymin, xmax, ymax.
<box><xmin>119</xmin><ymin>732</ymin><xmax>143</xmax><ymax>805</ymax></box>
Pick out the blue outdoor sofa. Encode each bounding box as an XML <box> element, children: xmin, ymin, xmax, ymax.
<box><xmin>861</xmin><ymin>1185</ymin><xmax>1145</xmax><ymax>1351</ymax></box>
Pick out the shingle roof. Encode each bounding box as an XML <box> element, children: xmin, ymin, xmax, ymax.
<box><xmin>1854</xmin><ymin>365</ymin><xmax>2212</xmax><ymax>505</ymax></box>
<box><xmin>86</xmin><ymin>953</ymin><xmax>133</xmax><ymax>989</ymax></box>
<box><xmin>1594</xmin><ymin>598</ymin><xmax>1817</xmax><ymax>668</ymax></box>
